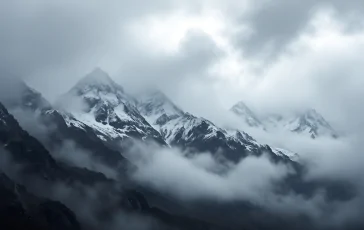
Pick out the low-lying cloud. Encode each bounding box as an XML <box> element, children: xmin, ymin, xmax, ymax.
<box><xmin>0</xmin><ymin>147</ymin><xmax>171</xmax><ymax>230</ymax></box>
<box><xmin>124</xmin><ymin>141</ymin><xmax>364</xmax><ymax>229</ymax></box>
<box><xmin>128</xmin><ymin>144</ymin><xmax>289</xmax><ymax>202</ymax></box>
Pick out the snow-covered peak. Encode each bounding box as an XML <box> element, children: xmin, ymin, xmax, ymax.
<box><xmin>263</xmin><ymin>109</ymin><xmax>338</xmax><ymax>139</ymax></box>
<box><xmin>286</xmin><ymin>109</ymin><xmax>338</xmax><ymax>139</ymax></box>
<box><xmin>263</xmin><ymin>114</ymin><xmax>284</xmax><ymax>126</ymax></box>
<box><xmin>230</xmin><ymin>101</ymin><xmax>339</xmax><ymax>139</ymax></box>
<box><xmin>301</xmin><ymin>109</ymin><xmax>329</xmax><ymax>125</ymax></box>
<box><xmin>72</xmin><ymin>68</ymin><xmax>124</xmax><ymax>96</ymax></box>
<box><xmin>230</xmin><ymin>101</ymin><xmax>264</xmax><ymax>128</ymax></box>
<box><xmin>77</xmin><ymin>68</ymin><xmax>115</xmax><ymax>86</ymax></box>
<box><xmin>65</xmin><ymin>68</ymin><xmax>137</xmax><ymax>109</ymax></box>
<box><xmin>156</xmin><ymin>110</ymin><xmax>260</xmax><ymax>147</ymax></box>
<box><xmin>138</xmin><ymin>90</ymin><xmax>184</xmax><ymax>126</ymax></box>
<box><xmin>57</xmin><ymin>69</ymin><xmax>165</xmax><ymax>147</ymax></box>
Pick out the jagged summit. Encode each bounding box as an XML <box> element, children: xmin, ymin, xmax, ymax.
<box><xmin>57</xmin><ymin>69</ymin><xmax>166</xmax><ymax>148</ymax></box>
<box><xmin>301</xmin><ymin>109</ymin><xmax>330</xmax><ymax>124</ymax></box>
<box><xmin>63</xmin><ymin>68</ymin><xmax>138</xmax><ymax>109</ymax></box>
<box><xmin>230</xmin><ymin>99</ymin><xmax>338</xmax><ymax>139</ymax></box>
<box><xmin>285</xmin><ymin>109</ymin><xmax>338</xmax><ymax>139</ymax></box>
<box><xmin>138</xmin><ymin>90</ymin><xmax>184</xmax><ymax>126</ymax></box>
<box><xmin>230</xmin><ymin>101</ymin><xmax>265</xmax><ymax>128</ymax></box>
<box><xmin>263</xmin><ymin>109</ymin><xmax>338</xmax><ymax>139</ymax></box>
<box><xmin>71</xmin><ymin>68</ymin><xmax>124</xmax><ymax>96</ymax></box>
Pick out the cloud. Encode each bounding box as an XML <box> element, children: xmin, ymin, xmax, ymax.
<box><xmin>236</xmin><ymin>0</ymin><xmax>319</xmax><ymax>61</ymax></box>
<box><xmin>53</xmin><ymin>140</ymin><xmax>119</xmax><ymax>179</ymax></box>
<box><xmin>233</xmin><ymin>0</ymin><xmax>364</xmax><ymax>61</ymax></box>
<box><xmin>256</xmin><ymin>12</ymin><xmax>364</xmax><ymax>132</ymax></box>
<box><xmin>7</xmin><ymin>106</ymin><xmax>119</xmax><ymax>179</ymax></box>
<box><xmin>0</xmin><ymin>148</ymin><xmax>25</xmax><ymax>181</ymax></box>
<box><xmin>126</xmin><ymin>144</ymin><xmax>289</xmax><ymax>202</ymax></box>
<box><xmin>117</xmin><ymin>29</ymin><xmax>223</xmax><ymax>94</ymax></box>
<box><xmin>44</xmin><ymin>182</ymin><xmax>166</xmax><ymax>230</ymax></box>
<box><xmin>0</xmin><ymin>147</ymin><xmax>169</xmax><ymax>230</ymax></box>
<box><xmin>0</xmin><ymin>0</ymin><xmax>205</xmax><ymax>100</ymax></box>
<box><xmin>10</xmin><ymin>107</ymin><xmax>56</xmax><ymax>141</ymax></box>
<box><xmin>205</xmin><ymin>8</ymin><xmax>364</xmax><ymax>138</ymax></box>
<box><xmin>121</xmin><ymin>140</ymin><xmax>364</xmax><ymax>229</ymax></box>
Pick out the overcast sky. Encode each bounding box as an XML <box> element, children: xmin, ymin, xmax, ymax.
<box><xmin>1</xmin><ymin>0</ymin><xmax>364</xmax><ymax>134</ymax></box>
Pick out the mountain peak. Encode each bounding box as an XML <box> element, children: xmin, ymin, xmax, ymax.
<box><xmin>81</xmin><ymin>68</ymin><xmax>114</xmax><ymax>84</ymax></box>
<box><xmin>139</xmin><ymin>89</ymin><xmax>170</xmax><ymax>102</ymax></box>
<box><xmin>231</xmin><ymin>101</ymin><xmax>255</xmax><ymax>116</ymax></box>
<box><xmin>233</xmin><ymin>101</ymin><xmax>249</xmax><ymax>109</ymax></box>
<box><xmin>138</xmin><ymin>90</ymin><xmax>184</xmax><ymax>125</ymax></box>
<box><xmin>302</xmin><ymin>108</ymin><xmax>325</xmax><ymax>120</ymax></box>
<box><xmin>56</xmin><ymin>69</ymin><xmax>166</xmax><ymax>147</ymax></box>
<box><xmin>283</xmin><ymin>108</ymin><xmax>338</xmax><ymax>138</ymax></box>
<box><xmin>230</xmin><ymin>101</ymin><xmax>264</xmax><ymax>128</ymax></box>
<box><xmin>72</xmin><ymin>68</ymin><xmax>123</xmax><ymax>94</ymax></box>
<box><xmin>296</xmin><ymin>108</ymin><xmax>331</xmax><ymax>128</ymax></box>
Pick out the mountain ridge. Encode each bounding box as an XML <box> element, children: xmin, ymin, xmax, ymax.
<box><xmin>137</xmin><ymin>90</ymin><xmax>295</xmax><ymax>162</ymax></box>
<box><xmin>231</xmin><ymin>100</ymin><xmax>339</xmax><ymax>139</ymax></box>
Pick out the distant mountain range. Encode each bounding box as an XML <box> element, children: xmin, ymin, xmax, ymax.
<box><xmin>230</xmin><ymin>101</ymin><xmax>339</xmax><ymax>139</ymax></box>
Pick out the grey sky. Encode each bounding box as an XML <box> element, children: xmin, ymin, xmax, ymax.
<box><xmin>235</xmin><ymin>0</ymin><xmax>364</xmax><ymax>61</ymax></box>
